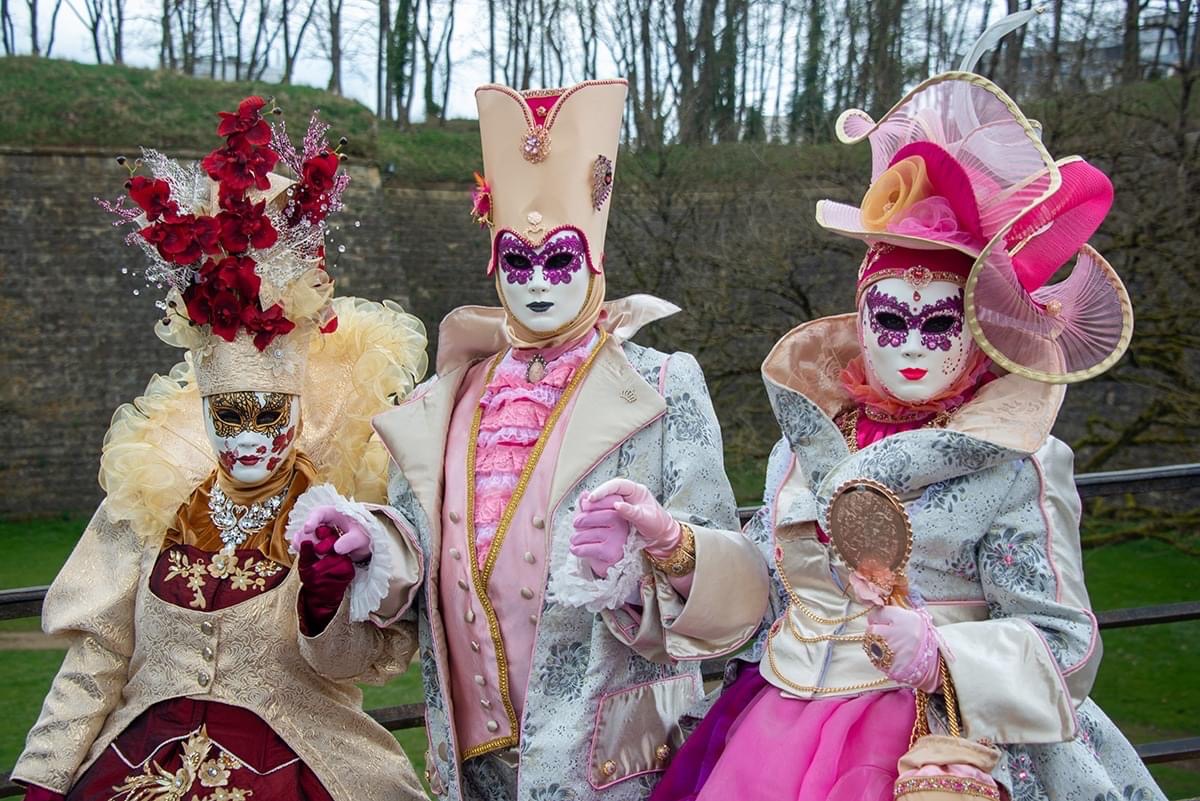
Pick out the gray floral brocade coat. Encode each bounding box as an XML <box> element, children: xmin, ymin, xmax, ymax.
<box><xmin>733</xmin><ymin>316</ymin><xmax>1164</xmax><ymax>801</ymax></box>
<box><xmin>370</xmin><ymin>303</ymin><xmax>769</xmax><ymax>801</ymax></box>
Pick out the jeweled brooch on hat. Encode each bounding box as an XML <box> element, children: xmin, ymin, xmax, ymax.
<box><xmin>591</xmin><ymin>155</ymin><xmax>614</xmax><ymax>211</ymax></box>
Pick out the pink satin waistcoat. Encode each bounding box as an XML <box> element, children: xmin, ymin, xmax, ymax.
<box><xmin>438</xmin><ymin>355</ymin><xmax>581</xmax><ymax>759</ymax></box>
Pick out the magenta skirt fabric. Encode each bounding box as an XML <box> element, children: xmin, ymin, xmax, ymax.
<box><xmin>650</xmin><ymin>666</ymin><xmax>917</xmax><ymax>801</ymax></box>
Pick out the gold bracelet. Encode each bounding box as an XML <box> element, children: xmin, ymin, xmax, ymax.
<box><xmin>648</xmin><ymin>523</ymin><xmax>696</xmax><ymax>577</ymax></box>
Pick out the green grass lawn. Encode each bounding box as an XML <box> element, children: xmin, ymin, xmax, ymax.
<box><xmin>1</xmin><ymin>517</ymin><xmax>1196</xmax><ymax>797</ymax></box>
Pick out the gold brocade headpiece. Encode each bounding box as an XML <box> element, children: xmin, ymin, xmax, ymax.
<box><xmin>102</xmin><ymin>96</ymin><xmax>352</xmax><ymax>396</ymax></box>
<box><xmin>474</xmin><ymin>79</ymin><xmax>628</xmax><ymax>276</ymax></box>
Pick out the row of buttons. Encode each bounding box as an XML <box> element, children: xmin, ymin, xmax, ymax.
<box><xmin>198</xmin><ymin>620</ymin><xmax>216</xmax><ymax>687</ymax></box>
<box><xmin>447</xmin><ymin>511</ymin><xmax>547</xmax><ymax>529</ymax></box>
<box><xmin>600</xmin><ymin>745</ymin><xmax>672</xmax><ymax>777</ymax></box>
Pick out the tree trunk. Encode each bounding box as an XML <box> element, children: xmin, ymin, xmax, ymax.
<box><xmin>110</xmin><ymin>0</ymin><xmax>123</xmax><ymax>62</ymax></box>
<box><xmin>1122</xmin><ymin>0</ymin><xmax>1141</xmax><ymax>82</ymax></box>
<box><xmin>327</xmin><ymin>0</ymin><xmax>343</xmax><ymax>94</ymax></box>
<box><xmin>1</xmin><ymin>0</ymin><xmax>13</xmax><ymax>55</ymax></box>
<box><xmin>27</xmin><ymin>0</ymin><xmax>38</xmax><ymax>55</ymax></box>
<box><xmin>488</xmin><ymin>0</ymin><xmax>495</xmax><ymax>82</ymax></box>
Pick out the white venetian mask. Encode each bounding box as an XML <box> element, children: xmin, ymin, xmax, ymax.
<box><xmin>494</xmin><ymin>228</ymin><xmax>592</xmax><ymax>335</ymax></box>
<box><xmin>202</xmin><ymin>391</ymin><xmax>301</xmax><ymax>485</ymax></box>
<box><xmin>859</xmin><ymin>277</ymin><xmax>973</xmax><ymax>405</ymax></box>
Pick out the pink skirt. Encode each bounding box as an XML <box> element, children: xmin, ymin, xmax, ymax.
<box><xmin>651</xmin><ymin>666</ymin><xmax>916</xmax><ymax>801</ymax></box>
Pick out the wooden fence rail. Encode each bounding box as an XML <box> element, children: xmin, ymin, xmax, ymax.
<box><xmin>0</xmin><ymin>463</ymin><xmax>1197</xmax><ymax>797</ymax></box>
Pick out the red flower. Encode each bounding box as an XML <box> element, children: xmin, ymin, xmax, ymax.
<box><xmin>470</xmin><ymin>172</ymin><xmax>491</xmax><ymax>227</ymax></box>
<box><xmin>192</xmin><ymin>215</ymin><xmax>222</xmax><ymax>255</ymax></box>
<box><xmin>202</xmin><ymin>142</ymin><xmax>279</xmax><ymax>193</ymax></box>
<box><xmin>241</xmin><ymin>302</ymin><xmax>296</xmax><ymax>350</ymax></box>
<box><xmin>302</xmin><ymin>153</ymin><xmax>340</xmax><ymax>193</ymax></box>
<box><xmin>217</xmin><ymin>96</ymin><xmax>272</xmax><ymax>148</ymax></box>
<box><xmin>200</xmin><ymin>254</ymin><xmax>261</xmax><ymax>299</ymax></box>
<box><xmin>320</xmin><ymin>315</ymin><xmax>339</xmax><ymax>334</ymax></box>
<box><xmin>217</xmin><ymin>198</ymin><xmax>278</xmax><ymax>254</ymax></box>
<box><xmin>183</xmin><ymin>283</ymin><xmax>243</xmax><ymax>342</ymax></box>
<box><xmin>140</xmin><ymin>215</ymin><xmax>203</xmax><ymax>265</ymax></box>
<box><xmin>270</xmin><ymin>425</ymin><xmax>297</xmax><ymax>454</ymax></box>
<box><xmin>128</xmin><ymin>176</ymin><xmax>178</xmax><ymax>222</ymax></box>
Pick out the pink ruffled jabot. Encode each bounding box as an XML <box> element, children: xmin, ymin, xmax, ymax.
<box><xmin>472</xmin><ymin>331</ymin><xmax>598</xmax><ymax>568</ymax></box>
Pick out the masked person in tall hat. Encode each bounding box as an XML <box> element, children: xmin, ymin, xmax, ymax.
<box><xmin>357</xmin><ymin>79</ymin><xmax>769</xmax><ymax>801</ymax></box>
<box><xmin>13</xmin><ymin>97</ymin><xmax>429</xmax><ymax>801</ymax></box>
<box><xmin>650</xmin><ymin>23</ymin><xmax>1164</xmax><ymax>801</ymax></box>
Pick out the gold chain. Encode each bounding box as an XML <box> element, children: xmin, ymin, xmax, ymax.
<box><xmin>837</xmin><ymin>406</ymin><xmax>954</xmax><ymax>453</ymax></box>
<box><xmin>765</xmin><ymin>621</ymin><xmax>892</xmax><ymax>695</ymax></box>
<box><xmin>773</xmin><ymin>549</ymin><xmax>869</xmax><ymax>626</ymax></box>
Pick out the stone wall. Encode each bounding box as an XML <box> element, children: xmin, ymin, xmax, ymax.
<box><xmin>0</xmin><ymin>148</ymin><xmax>1173</xmax><ymax>517</ymax></box>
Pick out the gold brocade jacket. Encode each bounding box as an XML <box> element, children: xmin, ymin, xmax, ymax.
<box><xmin>12</xmin><ymin>503</ymin><xmax>424</xmax><ymax>800</ymax></box>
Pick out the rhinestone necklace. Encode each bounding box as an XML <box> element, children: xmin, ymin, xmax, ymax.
<box><xmin>208</xmin><ymin>480</ymin><xmax>292</xmax><ymax>553</ymax></box>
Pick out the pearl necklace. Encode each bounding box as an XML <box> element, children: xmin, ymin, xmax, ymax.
<box><xmin>208</xmin><ymin>480</ymin><xmax>292</xmax><ymax>554</ymax></box>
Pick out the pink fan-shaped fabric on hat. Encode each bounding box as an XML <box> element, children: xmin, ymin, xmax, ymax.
<box><xmin>1004</xmin><ymin>158</ymin><xmax>1114</xmax><ymax>293</ymax></box>
<box><xmin>820</xmin><ymin>74</ymin><xmax>1057</xmax><ymax>251</ymax></box>
<box><xmin>968</xmin><ymin>243</ymin><xmax>1132</xmax><ymax>382</ymax></box>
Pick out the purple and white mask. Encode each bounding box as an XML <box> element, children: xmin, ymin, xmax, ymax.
<box><xmin>202</xmin><ymin>391</ymin><xmax>301</xmax><ymax>485</ymax></box>
<box><xmin>859</xmin><ymin>277</ymin><xmax>972</xmax><ymax>404</ymax></box>
<box><xmin>495</xmin><ymin>228</ymin><xmax>592</xmax><ymax>334</ymax></box>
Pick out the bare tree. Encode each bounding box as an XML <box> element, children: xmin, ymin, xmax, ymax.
<box><xmin>280</xmin><ymin>0</ymin><xmax>316</xmax><ymax>82</ymax></box>
<box><xmin>326</xmin><ymin>0</ymin><xmax>344</xmax><ymax>94</ymax></box>
<box><xmin>1</xmin><ymin>0</ymin><xmax>13</xmax><ymax>54</ymax></box>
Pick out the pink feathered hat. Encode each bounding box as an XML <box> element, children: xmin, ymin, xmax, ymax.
<box><xmin>817</xmin><ymin>72</ymin><xmax>1132</xmax><ymax>384</ymax></box>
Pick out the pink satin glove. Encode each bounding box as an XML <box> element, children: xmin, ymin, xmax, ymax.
<box><xmin>588</xmin><ymin>478</ymin><xmax>681</xmax><ymax>558</ymax></box>
<box><xmin>569</xmin><ymin>492</ymin><xmax>630</xmax><ymax>578</ymax></box>
<box><xmin>293</xmin><ymin>505</ymin><xmax>372</xmax><ymax>563</ymax></box>
<box><xmin>864</xmin><ymin>605</ymin><xmax>942</xmax><ymax>693</ymax></box>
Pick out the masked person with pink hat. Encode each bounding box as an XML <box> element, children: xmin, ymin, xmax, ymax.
<box><xmin>649</xmin><ymin>65</ymin><xmax>1164</xmax><ymax>801</ymax></box>
<box><xmin>365</xmin><ymin>79</ymin><xmax>768</xmax><ymax>801</ymax></box>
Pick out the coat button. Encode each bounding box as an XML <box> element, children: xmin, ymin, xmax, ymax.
<box><xmin>197</xmin><ymin>671</ymin><xmax>210</xmax><ymax>687</ymax></box>
<box><xmin>201</xmin><ymin>646</ymin><xmax>214</xmax><ymax>662</ymax></box>
<box><xmin>449</xmin><ymin>548</ymin><xmax>461</xmax><ymax>560</ymax></box>
<box><xmin>480</xmin><ymin>698</ymin><xmax>492</xmax><ymax>709</ymax></box>
<box><xmin>528</xmin><ymin>614</ymin><xmax>538</xmax><ymax>624</ymax></box>
<box><xmin>437</xmin><ymin>742</ymin><xmax>448</xmax><ymax>761</ymax></box>
<box><xmin>656</xmin><ymin>744</ymin><xmax>671</xmax><ymax>762</ymax></box>
<box><xmin>200</xmin><ymin>621</ymin><xmax>214</xmax><ymax>636</ymax></box>
<box><xmin>465</xmin><ymin>609</ymin><xmax>475</xmax><ymax>623</ymax></box>
<box><xmin>474</xmin><ymin>674</ymin><xmax>486</xmax><ymax>686</ymax></box>
<box><xmin>520</xmin><ymin>587</ymin><xmax>535</xmax><ymax>600</ymax></box>
<box><xmin>523</xmin><ymin>552</ymin><xmax>535</xmax><ymax>564</ymax></box>
<box><xmin>532</xmin><ymin>516</ymin><xmax>545</xmax><ymax>529</ymax></box>
<box><xmin>458</xmin><ymin>579</ymin><xmax>469</xmax><ymax>590</ymax></box>
<box><xmin>486</xmin><ymin>720</ymin><xmax>500</xmax><ymax>732</ymax></box>
<box><xmin>602</xmin><ymin>760</ymin><xmax>617</xmax><ymax>776</ymax></box>
<box><xmin>448</xmin><ymin>511</ymin><xmax>461</xmax><ymax>524</ymax></box>
<box><xmin>470</xmin><ymin>640</ymin><xmax>480</xmax><ymax>652</ymax></box>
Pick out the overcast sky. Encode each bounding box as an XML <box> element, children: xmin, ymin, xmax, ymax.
<box><xmin>11</xmin><ymin>0</ymin><xmax>509</xmax><ymax>119</ymax></box>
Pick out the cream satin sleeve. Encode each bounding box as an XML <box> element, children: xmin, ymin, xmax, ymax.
<box><xmin>12</xmin><ymin>503</ymin><xmax>144</xmax><ymax>794</ymax></box>
<box><xmin>298</xmin><ymin>592</ymin><xmax>419</xmax><ymax>685</ymax></box>
<box><xmin>601</xmin><ymin>352</ymin><xmax>769</xmax><ymax>663</ymax></box>
<box><xmin>937</xmin><ymin>437</ymin><xmax>1101</xmax><ymax>744</ymax></box>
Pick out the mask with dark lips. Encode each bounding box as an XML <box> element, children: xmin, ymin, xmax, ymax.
<box><xmin>202</xmin><ymin>391</ymin><xmax>302</xmax><ymax>485</ymax></box>
<box><xmin>859</xmin><ymin>277</ymin><xmax>973</xmax><ymax>404</ymax></box>
<box><xmin>495</xmin><ymin>228</ymin><xmax>592</xmax><ymax>335</ymax></box>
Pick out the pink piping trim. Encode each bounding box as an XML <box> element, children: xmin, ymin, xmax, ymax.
<box><xmin>1023</xmin><ymin>618</ymin><xmax>1082</xmax><ymax>735</ymax></box>
<box><xmin>1028</xmin><ymin>453</ymin><xmax>1099</xmax><ymax>674</ymax></box>
<box><xmin>585</xmin><ymin>674</ymin><xmax>700</xmax><ymax>790</ymax></box>
<box><xmin>1030</xmin><ymin>454</ymin><xmax>1065</xmax><ymax>603</ymax></box>
<box><xmin>473</xmin><ymin>79</ymin><xmax>628</xmax><ymax>133</ymax></box>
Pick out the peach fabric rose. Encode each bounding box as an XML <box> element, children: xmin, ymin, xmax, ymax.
<box><xmin>861</xmin><ymin>155</ymin><xmax>933</xmax><ymax>231</ymax></box>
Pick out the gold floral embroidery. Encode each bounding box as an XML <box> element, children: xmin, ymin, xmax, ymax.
<box><xmin>110</xmin><ymin>725</ymin><xmax>251</xmax><ymax>801</ymax></box>
<box><xmin>163</xmin><ymin>550</ymin><xmax>283</xmax><ymax>609</ymax></box>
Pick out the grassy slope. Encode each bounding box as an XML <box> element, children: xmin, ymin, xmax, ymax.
<box><xmin>1</xmin><ymin>517</ymin><xmax>1197</xmax><ymax>795</ymax></box>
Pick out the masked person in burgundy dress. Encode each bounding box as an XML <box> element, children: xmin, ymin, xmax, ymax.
<box><xmin>649</xmin><ymin>68</ymin><xmax>1164</xmax><ymax>801</ymax></box>
<box><xmin>359</xmin><ymin>79</ymin><xmax>769</xmax><ymax>801</ymax></box>
<box><xmin>13</xmin><ymin>98</ymin><xmax>429</xmax><ymax>801</ymax></box>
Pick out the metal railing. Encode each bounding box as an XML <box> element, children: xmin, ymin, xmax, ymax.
<box><xmin>1</xmin><ymin>463</ymin><xmax>1197</xmax><ymax>797</ymax></box>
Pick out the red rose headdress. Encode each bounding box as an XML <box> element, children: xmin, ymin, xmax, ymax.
<box><xmin>99</xmin><ymin>97</ymin><xmax>351</xmax><ymax>395</ymax></box>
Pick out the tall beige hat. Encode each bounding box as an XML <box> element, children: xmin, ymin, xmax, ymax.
<box><xmin>474</xmin><ymin>79</ymin><xmax>628</xmax><ymax>275</ymax></box>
